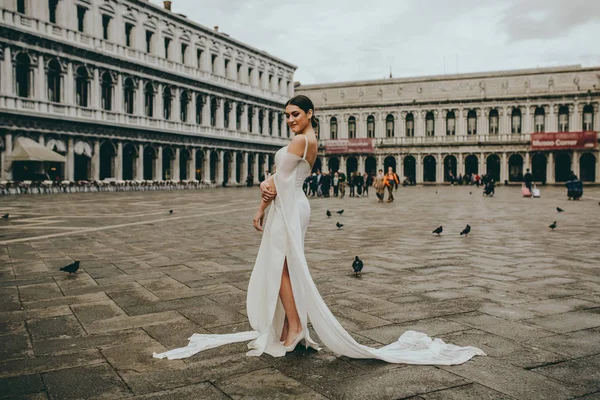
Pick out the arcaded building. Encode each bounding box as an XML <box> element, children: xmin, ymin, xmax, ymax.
<box><xmin>296</xmin><ymin>65</ymin><xmax>600</xmax><ymax>184</ymax></box>
<box><xmin>0</xmin><ymin>0</ymin><xmax>295</xmax><ymax>184</ymax></box>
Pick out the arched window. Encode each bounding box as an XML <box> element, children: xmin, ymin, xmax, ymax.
<box><xmin>258</xmin><ymin>109</ymin><xmax>264</xmax><ymax>133</ymax></box>
<box><xmin>511</xmin><ymin>108</ymin><xmax>521</xmax><ymax>134</ymax></box>
<box><xmin>348</xmin><ymin>116</ymin><xmax>356</xmax><ymax>138</ymax></box>
<box><xmin>426</xmin><ymin>112</ymin><xmax>435</xmax><ymax>136</ymax></box>
<box><xmin>583</xmin><ymin>104</ymin><xmax>594</xmax><ymax>131</ymax></box>
<box><xmin>405</xmin><ymin>113</ymin><xmax>414</xmax><ymax>137</ymax></box>
<box><xmin>123</xmin><ymin>77</ymin><xmax>134</xmax><ymax>114</ymax></box>
<box><xmin>489</xmin><ymin>109</ymin><xmax>499</xmax><ymax>134</ymax></box>
<box><xmin>210</xmin><ymin>97</ymin><xmax>217</xmax><ymax>127</ymax></box>
<box><xmin>144</xmin><ymin>82</ymin><xmax>154</xmax><ymax>117</ymax></box>
<box><xmin>180</xmin><ymin>90</ymin><xmax>189</xmax><ymax>122</ymax></box>
<box><xmin>386</xmin><ymin>114</ymin><xmax>394</xmax><ymax>138</ymax></box>
<box><xmin>467</xmin><ymin>110</ymin><xmax>477</xmax><ymax>135</ymax></box>
<box><xmin>75</xmin><ymin>66</ymin><xmax>89</xmax><ymax>107</ymax></box>
<box><xmin>15</xmin><ymin>53</ymin><xmax>32</xmax><ymax>98</ymax></box>
<box><xmin>366</xmin><ymin>115</ymin><xmax>375</xmax><ymax>138</ymax></box>
<box><xmin>101</xmin><ymin>72</ymin><xmax>113</xmax><ymax>111</ymax></box>
<box><xmin>534</xmin><ymin>107</ymin><xmax>545</xmax><ymax>132</ymax></box>
<box><xmin>330</xmin><ymin>117</ymin><xmax>338</xmax><ymax>139</ymax></box>
<box><xmin>195</xmin><ymin>94</ymin><xmax>203</xmax><ymax>124</ymax></box>
<box><xmin>248</xmin><ymin>106</ymin><xmax>253</xmax><ymax>131</ymax></box>
<box><xmin>163</xmin><ymin>87</ymin><xmax>172</xmax><ymax>120</ymax></box>
<box><xmin>237</xmin><ymin>104</ymin><xmax>243</xmax><ymax>131</ymax></box>
<box><xmin>47</xmin><ymin>59</ymin><xmax>61</xmax><ymax>103</ymax></box>
<box><xmin>558</xmin><ymin>105</ymin><xmax>569</xmax><ymax>132</ymax></box>
<box><xmin>445</xmin><ymin>111</ymin><xmax>455</xmax><ymax>136</ymax></box>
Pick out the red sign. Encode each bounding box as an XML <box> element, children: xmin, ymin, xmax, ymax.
<box><xmin>324</xmin><ymin>139</ymin><xmax>375</xmax><ymax>154</ymax></box>
<box><xmin>531</xmin><ymin>131</ymin><xmax>597</xmax><ymax>150</ymax></box>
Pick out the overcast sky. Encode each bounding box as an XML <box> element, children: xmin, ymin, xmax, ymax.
<box><xmin>150</xmin><ymin>0</ymin><xmax>600</xmax><ymax>85</ymax></box>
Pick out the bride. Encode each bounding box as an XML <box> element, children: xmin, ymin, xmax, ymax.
<box><xmin>153</xmin><ymin>95</ymin><xmax>485</xmax><ymax>364</ymax></box>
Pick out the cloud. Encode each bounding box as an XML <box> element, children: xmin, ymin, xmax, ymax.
<box><xmin>149</xmin><ymin>0</ymin><xmax>600</xmax><ymax>85</ymax></box>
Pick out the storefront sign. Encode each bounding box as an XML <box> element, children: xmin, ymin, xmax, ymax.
<box><xmin>531</xmin><ymin>131</ymin><xmax>597</xmax><ymax>150</ymax></box>
<box><xmin>324</xmin><ymin>139</ymin><xmax>375</xmax><ymax>154</ymax></box>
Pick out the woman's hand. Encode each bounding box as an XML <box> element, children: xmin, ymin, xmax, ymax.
<box><xmin>253</xmin><ymin>209</ymin><xmax>265</xmax><ymax>231</ymax></box>
<box><xmin>260</xmin><ymin>179</ymin><xmax>276</xmax><ymax>202</ymax></box>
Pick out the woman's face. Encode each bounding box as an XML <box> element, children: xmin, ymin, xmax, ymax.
<box><xmin>285</xmin><ymin>104</ymin><xmax>312</xmax><ymax>134</ymax></box>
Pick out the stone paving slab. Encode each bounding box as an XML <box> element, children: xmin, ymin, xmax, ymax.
<box><xmin>1</xmin><ymin>185</ymin><xmax>600</xmax><ymax>399</ymax></box>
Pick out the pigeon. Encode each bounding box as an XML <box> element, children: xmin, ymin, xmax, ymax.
<box><xmin>435</xmin><ymin>190</ymin><xmax>438</xmax><ymax>194</ymax></box>
<box><xmin>336</xmin><ymin>222</ymin><xmax>344</xmax><ymax>229</ymax></box>
<box><xmin>336</xmin><ymin>209</ymin><xmax>344</xmax><ymax>215</ymax></box>
<box><xmin>556</xmin><ymin>207</ymin><xmax>564</xmax><ymax>213</ymax></box>
<box><xmin>352</xmin><ymin>256</ymin><xmax>363</xmax><ymax>276</ymax></box>
<box><xmin>326</xmin><ymin>210</ymin><xmax>332</xmax><ymax>218</ymax></box>
<box><xmin>169</xmin><ymin>210</ymin><xmax>173</xmax><ymax>214</ymax></box>
<box><xmin>59</xmin><ymin>261</ymin><xmax>80</xmax><ymax>275</ymax></box>
<box><xmin>460</xmin><ymin>224</ymin><xmax>471</xmax><ymax>236</ymax></box>
<box><xmin>1</xmin><ymin>213</ymin><xmax>8</xmax><ymax>220</ymax></box>
<box><xmin>469</xmin><ymin>192</ymin><xmax>472</xmax><ymax>195</ymax></box>
<box><xmin>549</xmin><ymin>221</ymin><xmax>557</xmax><ymax>230</ymax></box>
<box><xmin>432</xmin><ymin>226</ymin><xmax>443</xmax><ymax>235</ymax></box>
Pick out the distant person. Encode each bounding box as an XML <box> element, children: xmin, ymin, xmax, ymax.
<box><xmin>566</xmin><ymin>171</ymin><xmax>583</xmax><ymax>200</ymax></box>
<box><xmin>383</xmin><ymin>167</ymin><xmax>399</xmax><ymax>203</ymax></box>
<box><xmin>523</xmin><ymin>169</ymin><xmax>533</xmax><ymax>191</ymax></box>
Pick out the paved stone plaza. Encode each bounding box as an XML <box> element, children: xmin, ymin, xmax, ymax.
<box><xmin>1</xmin><ymin>185</ymin><xmax>600</xmax><ymax>400</ymax></box>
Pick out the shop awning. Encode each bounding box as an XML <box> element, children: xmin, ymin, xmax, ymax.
<box><xmin>7</xmin><ymin>137</ymin><xmax>67</xmax><ymax>163</ymax></box>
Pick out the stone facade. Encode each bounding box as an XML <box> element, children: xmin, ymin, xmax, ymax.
<box><xmin>0</xmin><ymin>0</ymin><xmax>295</xmax><ymax>184</ymax></box>
<box><xmin>297</xmin><ymin>66</ymin><xmax>600</xmax><ymax>184</ymax></box>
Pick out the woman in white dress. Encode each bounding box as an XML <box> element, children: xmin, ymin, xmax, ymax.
<box><xmin>154</xmin><ymin>95</ymin><xmax>485</xmax><ymax>364</ymax></box>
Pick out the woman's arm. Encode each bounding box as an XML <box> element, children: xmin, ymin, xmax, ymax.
<box><xmin>260</xmin><ymin>173</ymin><xmax>277</xmax><ymax>202</ymax></box>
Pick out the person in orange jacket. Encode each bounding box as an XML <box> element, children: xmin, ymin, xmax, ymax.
<box><xmin>383</xmin><ymin>167</ymin><xmax>399</xmax><ymax>203</ymax></box>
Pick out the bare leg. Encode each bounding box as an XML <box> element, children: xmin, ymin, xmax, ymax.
<box><xmin>279</xmin><ymin>258</ymin><xmax>302</xmax><ymax>346</ymax></box>
<box><xmin>279</xmin><ymin>314</ymin><xmax>288</xmax><ymax>342</ymax></box>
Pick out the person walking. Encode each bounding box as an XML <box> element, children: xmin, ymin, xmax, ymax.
<box><xmin>339</xmin><ymin>171</ymin><xmax>346</xmax><ymax>198</ymax></box>
<box><xmin>523</xmin><ymin>168</ymin><xmax>533</xmax><ymax>191</ymax></box>
<box><xmin>383</xmin><ymin>167</ymin><xmax>399</xmax><ymax>203</ymax></box>
<box><xmin>348</xmin><ymin>172</ymin><xmax>356</xmax><ymax>197</ymax></box>
<box><xmin>332</xmin><ymin>172</ymin><xmax>339</xmax><ymax>197</ymax></box>
<box><xmin>364</xmin><ymin>172</ymin><xmax>372</xmax><ymax>196</ymax></box>
<box><xmin>374</xmin><ymin>169</ymin><xmax>385</xmax><ymax>203</ymax></box>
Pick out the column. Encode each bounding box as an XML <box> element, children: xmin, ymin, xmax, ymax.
<box><xmin>67</xmin><ymin>137</ymin><xmax>75</xmax><ymax>181</ymax></box>
<box><xmin>548</xmin><ymin>104</ymin><xmax>556</xmax><ymax>132</ymax></box>
<box><xmin>253</xmin><ymin>153</ymin><xmax>259</xmax><ymax>184</ymax></box>
<box><xmin>570</xmin><ymin>104</ymin><xmax>578</xmax><ymax>132</ymax></box>
<box><xmin>357</xmin><ymin>155</ymin><xmax>364</xmax><ymax>174</ymax></box>
<box><xmin>458</xmin><ymin>153</ymin><xmax>464</xmax><ymax>176</ymax></box>
<box><xmin>416</xmin><ymin>153</ymin><xmax>423</xmax><ymax>183</ymax></box>
<box><xmin>271</xmin><ymin>111</ymin><xmax>279</xmax><ymax>137</ymax></box>
<box><xmin>155</xmin><ymin>83</ymin><xmax>163</xmax><ymax>121</ymax></box>
<box><xmin>2</xmin><ymin>133</ymin><xmax>13</xmax><ymax>180</ymax></box>
<box><xmin>215</xmin><ymin>98</ymin><xmax>224</xmax><ymax>129</ymax></box>
<box><xmin>172</xmin><ymin>88</ymin><xmax>180</xmax><ymax>123</ymax></box>
<box><xmin>436</xmin><ymin>154</ymin><xmax>443</xmax><ymax>183</ymax></box>
<box><xmin>572</xmin><ymin>150</ymin><xmax>580</xmax><ymax>177</ymax></box>
<box><xmin>202</xmin><ymin>94</ymin><xmax>210</xmax><ymax>126</ymax></box>
<box><xmin>398</xmin><ymin>113</ymin><xmax>406</xmax><ymax>138</ymax></box>
<box><xmin>136</xmin><ymin>143</ymin><xmax>144</xmax><ymax>180</ymax></box>
<box><xmin>115</xmin><ymin>141</ymin><xmax>123</xmax><ymax>180</ymax></box>
<box><xmin>498</xmin><ymin>107</ymin><xmax>505</xmax><ymax>135</ymax></box>
<box><xmin>155</xmin><ymin>146</ymin><xmax>163</xmax><ymax>181</ymax></box>
<box><xmin>172</xmin><ymin>148</ymin><xmax>180</xmax><ymax>181</ymax></box>
<box><xmin>92</xmin><ymin>68</ymin><xmax>100</xmax><ymax>109</ymax></box>
<box><xmin>525</xmin><ymin>106</ymin><xmax>531</xmax><ymax>133</ymax></box>
<box><xmin>240</xmin><ymin>153</ymin><xmax>248</xmax><ymax>185</ymax></box>
<box><xmin>229</xmin><ymin>152</ymin><xmax>238</xmax><ymax>184</ymax></box>
<box><xmin>90</xmin><ymin>141</ymin><xmax>100</xmax><ymax>181</ymax></box>
<box><xmin>262</xmin><ymin>109</ymin><xmax>269</xmax><ymax>135</ymax></box>
<box><xmin>547</xmin><ymin>152</ymin><xmax>555</xmax><ymax>183</ymax></box>
<box><xmin>480</xmin><ymin>152</ymin><xmax>486</xmax><ymax>175</ymax></box>
<box><xmin>115</xmin><ymin>74</ymin><xmax>123</xmax><ymax>114</ymax></box>
<box><xmin>1</xmin><ymin>47</ymin><xmax>12</xmax><ymax>95</ymax></box>
<box><xmin>436</xmin><ymin>109</ymin><xmax>444</xmax><ymax>136</ymax></box>
<box><xmin>280</xmin><ymin>112</ymin><xmax>287</xmax><ymax>137</ymax></box>
<box><xmin>323</xmin><ymin>156</ymin><xmax>329</xmax><ymax>173</ymax></box>
<box><xmin>457</xmin><ymin>108</ymin><xmax>465</xmax><ymax>135</ymax></box>
<box><xmin>137</xmin><ymin>79</ymin><xmax>144</xmax><ymax>116</ymax></box>
<box><xmin>36</xmin><ymin>54</ymin><xmax>45</xmax><ymax>101</ymax></box>
<box><xmin>417</xmin><ymin>111</ymin><xmax>425</xmax><ymax>137</ymax></box>
<box><xmin>228</xmin><ymin>101</ymin><xmax>237</xmax><ymax>130</ymax></box>
<box><xmin>525</xmin><ymin>152</ymin><xmax>530</xmax><ymax>171</ymax></box>
<box><xmin>217</xmin><ymin>150</ymin><xmax>224</xmax><ymax>185</ymax></box>
<box><xmin>241</xmin><ymin>104</ymin><xmax>248</xmax><ymax>132</ymax></box>
<box><xmin>252</xmin><ymin>108</ymin><xmax>260</xmax><ymax>134</ymax></box>
<box><xmin>203</xmin><ymin>150</ymin><xmax>211</xmax><ymax>182</ymax></box>
<box><xmin>481</xmin><ymin>108</ymin><xmax>489</xmax><ymax>135</ymax></box>
<box><xmin>189</xmin><ymin>149</ymin><xmax>196</xmax><ymax>181</ymax></box>
<box><xmin>501</xmin><ymin>152</ymin><xmax>507</xmax><ymax>183</ymax></box>
<box><xmin>397</xmin><ymin>155</ymin><xmax>404</xmax><ymax>179</ymax></box>
<box><xmin>66</xmin><ymin>63</ymin><xmax>74</xmax><ymax>105</ymax></box>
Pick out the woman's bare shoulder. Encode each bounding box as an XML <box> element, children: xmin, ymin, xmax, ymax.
<box><xmin>287</xmin><ymin>135</ymin><xmax>307</xmax><ymax>158</ymax></box>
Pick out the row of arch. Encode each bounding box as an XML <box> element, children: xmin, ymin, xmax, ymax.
<box><xmin>315</xmin><ymin>153</ymin><xmax>597</xmax><ymax>183</ymax></box>
<box><xmin>324</xmin><ymin>105</ymin><xmax>595</xmax><ymax>139</ymax></box>
<box><xmin>13</xmin><ymin>52</ymin><xmax>289</xmax><ymax>136</ymax></box>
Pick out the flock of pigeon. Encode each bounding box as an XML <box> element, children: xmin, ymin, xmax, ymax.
<box><xmin>326</xmin><ymin>209</ymin><xmax>345</xmax><ymax>230</ymax></box>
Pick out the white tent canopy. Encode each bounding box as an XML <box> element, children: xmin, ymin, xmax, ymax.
<box><xmin>7</xmin><ymin>137</ymin><xmax>66</xmax><ymax>162</ymax></box>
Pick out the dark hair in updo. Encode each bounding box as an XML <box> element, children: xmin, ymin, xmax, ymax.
<box><xmin>285</xmin><ymin>95</ymin><xmax>318</xmax><ymax>129</ymax></box>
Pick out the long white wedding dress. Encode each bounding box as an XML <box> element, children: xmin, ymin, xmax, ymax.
<box><xmin>153</xmin><ymin>136</ymin><xmax>485</xmax><ymax>364</ymax></box>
